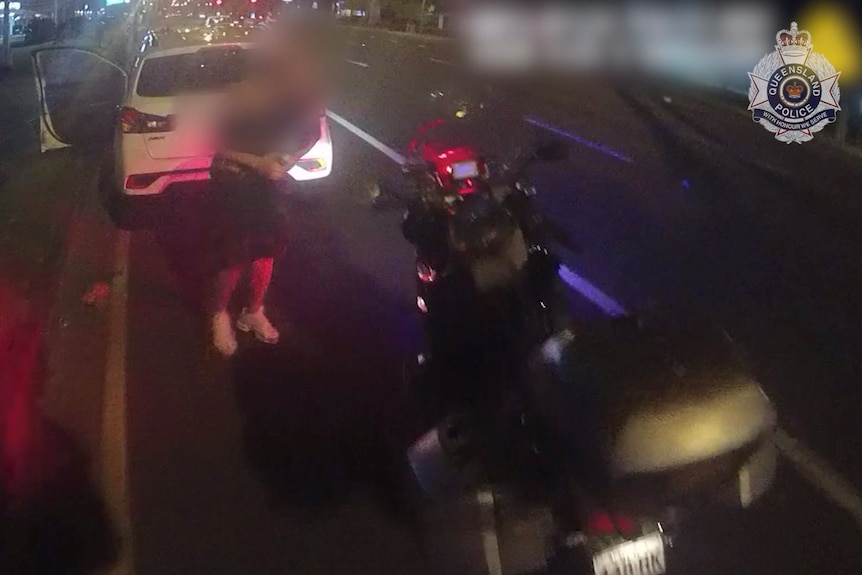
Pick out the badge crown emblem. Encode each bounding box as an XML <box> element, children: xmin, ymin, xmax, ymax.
<box><xmin>776</xmin><ymin>22</ymin><xmax>811</xmax><ymax>58</ymax></box>
<box><xmin>786</xmin><ymin>82</ymin><xmax>804</xmax><ymax>98</ymax></box>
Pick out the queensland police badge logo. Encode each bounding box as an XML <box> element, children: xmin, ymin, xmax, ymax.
<box><xmin>748</xmin><ymin>22</ymin><xmax>841</xmax><ymax>144</ymax></box>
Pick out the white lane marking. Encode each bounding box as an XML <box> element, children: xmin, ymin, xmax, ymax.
<box><xmin>329</xmin><ymin>109</ymin><xmax>862</xmax><ymax>532</ymax></box>
<box><xmin>477</xmin><ymin>490</ymin><xmax>504</xmax><ymax>575</ymax></box>
<box><xmin>325</xmin><ymin>110</ymin><xmax>406</xmax><ymax>165</ymax></box>
<box><xmin>104</xmin><ymin>229</ymin><xmax>133</xmax><ymax>575</ymax></box>
<box><xmin>774</xmin><ymin>430</ymin><xmax>862</xmax><ymax>529</ymax></box>
<box><xmin>418</xmin><ymin>44</ymin><xmax>427</xmax><ymax>49</ymax></box>
<box><xmin>430</xmin><ymin>57</ymin><xmax>455</xmax><ymax>67</ymax></box>
<box><xmin>558</xmin><ymin>264</ymin><xmax>627</xmax><ymax>317</ymax></box>
<box><xmin>390</xmin><ymin>38</ymin><xmax>399</xmax><ymax>44</ymax></box>
<box><xmin>524</xmin><ymin>116</ymin><xmax>634</xmax><ymax>163</ymax></box>
<box><xmin>346</xmin><ymin>59</ymin><xmax>369</xmax><ymax>68</ymax></box>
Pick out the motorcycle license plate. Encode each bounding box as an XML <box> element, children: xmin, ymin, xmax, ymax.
<box><xmin>592</xmin><ymin>532</ymin><xmax>666</xmax><ymax>575</ymax></box>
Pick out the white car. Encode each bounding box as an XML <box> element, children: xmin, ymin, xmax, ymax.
<box><xmin>33</xmin><ymin>21</ymin><xmax>333</xmax><ymax>202</ymax></box>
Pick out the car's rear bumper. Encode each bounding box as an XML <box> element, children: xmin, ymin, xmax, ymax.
<box><xmin>117</xmin><ymin>115</ymin><xmax>334</xmax><ymax>195</ymax></box>
<box><xmin>119</xmin><ymin>150</ymin><xmax>333</xmax><ymax>195</ymax></box>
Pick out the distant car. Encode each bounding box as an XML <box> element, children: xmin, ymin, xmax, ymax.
<box><xmin>32</xmin><ymin>22</ymin><xmax>333</xmax><ymax>204</ymax></box>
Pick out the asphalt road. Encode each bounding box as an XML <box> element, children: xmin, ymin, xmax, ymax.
<box><xmin>4</xmin><ymin>26</ymin><xmax>862</xmax><ymax>575</ymax></box>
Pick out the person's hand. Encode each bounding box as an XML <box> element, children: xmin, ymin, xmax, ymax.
<box><xmin>256</xmin><ymin>154</ymin><xmax>288</xmax><ymax>181</ymax></box>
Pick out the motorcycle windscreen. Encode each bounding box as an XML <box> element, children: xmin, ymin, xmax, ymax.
<box><xmin>32</xmin><ymin>48</ymin><xmax>127</xmax><ymax>152</ymax></box>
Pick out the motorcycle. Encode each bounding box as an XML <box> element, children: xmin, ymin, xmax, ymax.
<box><xmin>405</xmin><ymin>316</ymin><xmax>778</xmax><ymax>575</ymax></box>
<box><xmin>398</xmin><ymin>119</ymin><xmax>572</xmax><ymax>394</ymax></box>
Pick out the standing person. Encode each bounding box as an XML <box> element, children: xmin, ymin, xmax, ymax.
<box><xmin>207</xmin><ymin>19</ymin><xmax>326</xmax><ymax>357</ymax></box>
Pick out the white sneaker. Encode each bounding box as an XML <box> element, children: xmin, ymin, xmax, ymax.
<box><xmin>211</xmin><ymin>311</ymin><xmax>238</xmax><ymax>357</ymax></box>
<box><xmin>236</xmin><ymin>307</ymin><xmax>280</xmax><ymax>344</ymax></box>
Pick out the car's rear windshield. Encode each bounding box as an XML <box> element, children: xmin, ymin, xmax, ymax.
<box><xmin>136</xmin><ymin>47</ymin><xmax>249</xmax><ymax>97</ymax></box>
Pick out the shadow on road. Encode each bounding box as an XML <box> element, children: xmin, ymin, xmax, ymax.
<box><xmin>231</xmin><ymin>345</ymin><xmax>407</xmax><ymax>512</ymax></box>
<box><xmin>226</xmin><ymin>192</ymin><xmax>420</xmax><ymax>515</ymax></box>
<box><xmin>133</xmin><ymin>177</ymin><xmax>421</xmax><ymax>514</ymax></box>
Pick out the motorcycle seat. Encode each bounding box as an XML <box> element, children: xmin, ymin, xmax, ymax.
<box><xmin>527</xmin><ymin>321</ymin><xmax>776</xmax><ymax>481</ymax></box>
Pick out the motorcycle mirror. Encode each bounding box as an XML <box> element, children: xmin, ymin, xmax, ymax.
<box><xmin>535</xmin><ymin>140</ymin><xmax>568</xmax><ymax>162</ymax></box>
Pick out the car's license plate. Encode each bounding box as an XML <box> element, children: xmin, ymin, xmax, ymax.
<box><xmin>592</xmin><ymin>532</ymin><xmax>666</xmax><ymax>575</ymax></box>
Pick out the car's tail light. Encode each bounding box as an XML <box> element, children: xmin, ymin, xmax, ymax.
<box><xmin>120</xmin><ymin>107</ymin><xmax>174</xmax><ymax>134</ymax></box>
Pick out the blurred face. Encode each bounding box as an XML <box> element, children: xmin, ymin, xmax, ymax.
<box><xmin>251</xmin><ymin>29</ymin><xmax>321</xmax><ymax>103</ymax></box>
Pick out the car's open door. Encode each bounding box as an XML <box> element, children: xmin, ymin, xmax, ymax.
<box><xmin>32</xmin><ymin>47</ymin><xmax>127</xmax><ymax>152</ymax></box>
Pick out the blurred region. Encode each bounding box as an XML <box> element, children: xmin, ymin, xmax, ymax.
<box><xmin>338</xmin><ymin>0</ymin><xmax>861</xmax><ymax>139</ymax></box>
<box><xmin>456</xmin><ymin>2</ymin><xmax>778</xmax><ymax>82</ymax></box>
<box><xmin>342</xmin><ymin>1</ymin><xmax>860</xmax><ymax>93</ymax></box>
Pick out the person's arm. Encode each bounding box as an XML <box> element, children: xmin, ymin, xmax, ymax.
<box><xmin>217</xmin><ymin>149</ymin><xmax>264</xmax><ymax>171</ymax></box>
<box><xmin>221</xmin><ymin>149</ymin><xmax>289</xmax><ymax>180</ymax></box>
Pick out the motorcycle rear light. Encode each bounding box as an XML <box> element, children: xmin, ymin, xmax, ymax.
<box><xmin>586</xmin><ymin>510</ymin><xmax>637</xmax><ymax>536</ymax></box>
<box><xmin>120</xmin><ymin>107</ymin><xmax>174</xmax><ymax>134</ymax></box>
<box><xmin>417</xmin><ymin>262</ymin><xmax>436</xmax><ymax>283</ymax></box>
<box><xmin>124</xmin><ymin>173</ymin><xmax>161</xmax><ymax>189</ymax></box>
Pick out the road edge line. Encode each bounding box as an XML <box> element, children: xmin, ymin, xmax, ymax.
<box><xmin>102</xmin><ymin>229</ymin><xmax>133</xmax><ymax>575</ymax></box>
